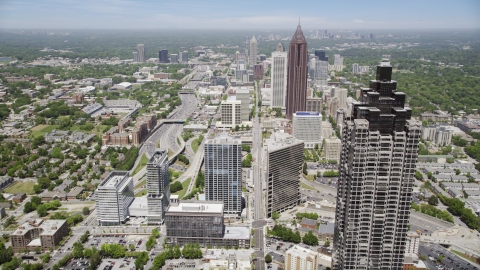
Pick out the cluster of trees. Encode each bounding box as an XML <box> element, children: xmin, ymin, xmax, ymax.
<box><xmin>322</xmin><ymin>170</ymin><xmax>339</xmax><ymax>177</ymax></box>
<box><xmin>146</xmin><ymin>235</ymin><xmax>157</xmax><ymax>251</ymax></box>
<box><xmin>0</xmin><ymin>243</ymin><xmax>14</xmax><ymax>265</ymax></box>
<box><xmin>170</xmin><ymin>181</ymin><xmax>183</xmax><ymax>193</ymax></box>
<box><xmin>465</xmin><ymin>141</ymin><xmax>480</xmax><ymax>169</ymax></box>
<box><xmin>241</xmin><ymin>144</ymin><xmax>251</xmax><ymax>153</ymax></box>
<box><xmin>101</xmin><ymin>116</ymin><xmax>119</xmax><ymax>126</ymax></box>
<box><xmin>151</xmin><ymin>245</ymin><xmax>182</xmax><ymax>270</ymax></box>
<box><xmin>177</xmin><ymin>154</ymin><xmax>190</xmax><ymax>165</ymax></box>
<box><xmin>452</xmin><ymin>135</ymin><xmax>468</xmax><ymax>147</ymax></box>
<box><xmin>296</xmin><ymin>212</ymin><xmax>319</xmax><ymax>220</ymax></box>
<box><xmin>414</xmin><ymin>171</ymin><xmax>424</xmax><ymax>180</ymax></box>
<box><xmin>79</xmin><ymin>230</ymin><xmax>90</xmax><ymax>243</ymax></box>
<box><xmin>438</xmin><ymin>195</ymin><xmax>480</xmax><ymax>229</ymax></box>
<box><xmin>181</xmin><ymin>131</ymin><xmax>195</xmax><ymax>141</ymax></box>
<box><xmin>134</xmin><ymin>251</ymin><xmax>149</xmax><ymax>270</ymax></box>
<box><xmin>411</xmin><ymin>202</ymin><xmax>454</xmax><ymax>223</ymax></box>
<box><xmin>0</xmin><ymin>104</ymin><xmax>10</xmax><ymax>121</ymax></box>
<box><xmin>180</xmin><ymin>243</ymin><xmax>203</xmax><ymax>259</ymax></box>
<box><xmin>302</xmin><ymin>231</ymin><xmax>319</xmax><ymax>246</ymax></box>
<box><xmin>24</xmin><ymin>196</ymin><xmax>61</xmax><ymax>217</ymax></box>
<box><xmin>242</xmin><ymin>153</ymin><xmax>252</xmax><ymax>168</ymax></box>
<box><xmin>234</xmin><ymin>124</ymin><xmax>251</xmax><ymax>132</ymax></box>
<box><xmin>50</xmin><ymin>211</ymin><xmax>84</xmax><ymax>227</ymax></box>
<box><xmin>195</xmin><ymin>171</ymin><xmax>205</xmax><ymax>189</ymax></box>
<box><xmin>269</xmin><ymin>225</ymin><xmax>302</xmax><ymax>243</ymax></box>
<box><xmin>114</xmin><ymin>146</ymin><xmax>139</xmax><ymax>171</ymax></box>
<box><xmin>101</xmin><ymin>243</ymin><xmax>126</xmax><ymax>258</ymax></box>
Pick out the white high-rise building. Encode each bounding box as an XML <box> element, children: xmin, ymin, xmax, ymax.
<box><xmin>137</xmin><ymin>44</ymin><xmax>145</xmax><ymax>63</ymax></box>
<box><xmin>96</xmin><ymin>171</ymin><xmax>134</xmax><ymax>226</ymax></box>
<box><xmin>146</xmin><ymin>149</ymin><xmax>170</xmax><ymax>224</ymax></box>
<box><xmin>271</xmin><ymin>43</ymin><xmax>287</xmax><ymax>108</ymax></box>
<box><xmin>324</xmin><ymin>137</ymin><xmax>341</xmax><ymax>162</ymax></box>
<box><xmin>205</xmin><ymin>133</ymin><xmax>242</xmax><ymax>216</ymax></box>
<box><xmin>285</xmin><ymin>245</ymin><xmax>320</xmax><ymax>270</ymax></box>
<box><xmin>179</xmin><ymin>51</ymin><xmax>188</xmax><ymax>63</ymax></box>
<box><xmin>249</xmin><ymin>36</ymin><xmax>258</xmax><ymax>68</ymax></box>
<box><xmin>405</xmin><ymin>231</ymin><xmax>420</xmax><ymax>255</ymax></box>
<box><xmin>235</xmin><ymin>88</ymin><xmax>250</xmax><ymax>122</ymax></box>
<box><xmin>314</xmin><ymin>59</ymin><xmax>329</xmax><ymax>85</ymax></box>
<box><xmin>216</xmin><ymin>96</ymin><xmax>242</xmax><ymax>129</ymax></box>
<box><xmin>292</xmin><ymin>111</ymin><xmax>322</xmax><ymax>149</ymax></box>
<box><xmin>333</xmin><ymin>54</ymin><xmax>343</xmax><ymax>66</ymax></box>
<box><xmin>333</xmin><ymin>60</ymin><xmax>422</xmax><ymax>270</ymax></box>
<box><xmin>331</xmin><ymin>87</ymin><xmax>348</xmax><ymax>111</ymax></box>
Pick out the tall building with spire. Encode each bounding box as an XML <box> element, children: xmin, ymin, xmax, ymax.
<box><xmin>333</xmin><ymin>59</ymin><xmax>422</xmax><ymax>270</ymax></box>
<box><xmin>249</xmin><ymin>36</ymin><xmax>258</xmax><ymax>68</ymax></box>
<box><xmin>285</xmin><ymin>21</ymin><xmax>308</xmax><ymax>120</ymax></box>
<box><xmin>271</xmin><ymin>43</ymin><xmax>287</xmax><ymax>108</ymax></box>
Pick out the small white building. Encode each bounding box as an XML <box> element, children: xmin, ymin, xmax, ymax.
<box><xmin>292</xmin><ymin>111</ymin><xmax>322</xmax><ymax>149</ymax></box>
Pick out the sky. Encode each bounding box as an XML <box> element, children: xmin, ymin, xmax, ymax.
<box><xmin>0</xmin><ymin>0</ymin><xmax>479</xmax><ymax>30</ymax></box>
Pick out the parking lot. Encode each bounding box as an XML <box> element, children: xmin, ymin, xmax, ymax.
<box><xmin>64</xmin><ymin>259</ymin><xmax>90</xmax><ymax>270</ymax></box>
<box><xmin>84</xmin><ymin>235</ymin><xmax>149</xmax><ymax>251</ymax></box>
<box><xmin>419</xmin><ymin>242</ymin><xmax>478</xmax><ymax>270</ymax></box>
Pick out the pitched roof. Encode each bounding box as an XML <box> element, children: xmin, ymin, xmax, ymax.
<box><xmin>290</xmin><ymin>23</ymin><xmax>307</xmax><ymax>44</ymax></box>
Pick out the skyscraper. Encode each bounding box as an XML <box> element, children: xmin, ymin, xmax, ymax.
<box><xmin>286</xmin><ymin>22</ymin><xmax>308</xmax><ymax>120</ymax></box>
<box><xmin>271</xmin><ymin>43</ymin><xmax>287</xmax><ymax>109</ymax></box>
<box><xmin>159</xmin><ymin>50</ymin><xmax>169</xmax><ymax>63</ymax></box>
<box><xmin>314</xmin><ymin>49</ymin><xmax>328</xmax><ymax>62</ymax></box>
<box><xmin>170</xmin><ymin>54</ymin><xmax>178</xmax><ymax>63</ymax></box>
<box><xmin>333</xmin><ymin>59</ymin><xmax>422</xmax><ymax>269</ymax></box>
<box><xmin>133</xmin><ymin>52</ymin><xmax>139</xmax><ymax>62</ymax></box>
<box><xmin>146</xmin><ymin>149</ymin><xmax>170</xmax><ymax>224</ymax></box>
<box><xmin>96</xmin><ymin>171</ymin><xmax>134</xmax><ymax>226</ymax></box>
<box><xmin>205</xmin><ymin>133</ymin><xmax>242</xmax><ymax>216</ymax></box>
<box><xmin>263</xmin><ymin>132</ymin><xmax>303</xmax><ymax>218</ymax></box>
<box><xmin>179</xmin><ymin>51</ymin><xmax>188</xmax><ymax>63</ymax></box>
<box><xmin>249</xmin><ymin>36</ymin><xmax>257</xmax><ymax>68</ymax></box>
<box><xmin>136</xmin><ymin>44</ymin><xmax>145</xmax><ymax>63</ymax></box>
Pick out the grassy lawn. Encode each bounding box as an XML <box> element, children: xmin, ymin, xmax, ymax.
<box><xmin>171</xmin><ymin>178</ymin><xmax>191</xmax><ymax>199</ymax></box>
<box><xmin>168</xmin><ymin>148</ymin><xmax>174</xmax><ymax>158</ymax></box>
<box><xmin>132</xmin><ymin>154</ymin><xmax>149</xmax><ymax>175</ymax></box>
<box><xmin>303</xmin><ymin>174</ymin><xmax>316</xmax><ymax>181</ymax></box>
<box><xmin>451</xmin><ymin>250</ymin><xmax>479</xmax><ymax>264</ymax></box>
<box><xmin>134</xmin><ymin>179</ymin><xmax>146</xmax><ymax>189</ymax></box>
<box><xmin>135</xmin><ymin>189</ymin><xmax>147</xmax><ymax>197</ymax></box>
<box><xmin>94</xmin><ymin>124</ymin><xmax>110</xmax><ymax>135</ymax></box>
<box><xmin>30</xmin><ymin>124</ymin><xmax>60</xmax><ymax>138</ymax></box>
<box><xmin>301</xmin><ymin>182</ymin><xmax>316</xmax><ymax>191</ymax></box>
<box><xmin>191</xmin><ymin>138</ymin><xmax>200</xmax><ymax>153</ymax></box>
<box><xmin>169</xmin><ymin>169</ymin><xmax>183</xmax><ymax>181</ymax></box>
<box><xmin>175</xmin><ymin>160</ymin><xmax>190</xmax><ymax>168</ymax></box>
<box><xmin>4</xmin><ymin>181</ymin><xmax>36</xmax><ymax>195</ymax></box>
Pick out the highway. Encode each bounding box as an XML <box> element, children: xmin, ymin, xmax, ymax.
<box><xmin>129</xmin><ymin>93</ymin><xmax>197</xmax><ymax>186</ymax></box>
<box><xmin>252</xmin><ymin>80</ymin><xmax>266</xmax><ymax>270</ymax></box>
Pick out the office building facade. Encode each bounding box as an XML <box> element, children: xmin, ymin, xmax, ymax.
<box><xmin>292</xmin><ymin>112</ymin><xmax>322</xmax><ymax>149</ymax></box>
<box><xmin>218</xmin><ymin>97</ymin><xmax>242</xmax><ymax>129</ymax></box>
<box><xmin>179</xmin><ymin>51</ymin><xmax>188</xmax><ymax>63</ymax></box>
<box><xmin>271</xmin><ymin>44</ymin><xmax>287</xmax><ymax>109</ymax></box>
<box><xmin>235</xmin><ymin>89</ymin><xmax>250</xmax><ymax>122</ymax></box>
<box><xmin>171</xmin><ymin>54</ymin><xmax>178</xmax><ymax>63</ymax></box>
<box><xmin>264</xmin><ymin>132</ymin><xmax>304</xmax><ymax>218</ymax></box>
<box><xmin>165</xmin><ymin>196</ymin><xmax>250</xmax><ymax>248</ymax></box>
<box><xmin>333</xmin><ymin>60</ymin><xmax>422</xmax><ymax>269</ymax></box>
<box><xmin>96</xmin><ymin>171</ymin><xmax>134</xmax><ymax>226</ymax></box>
<box><xmin>253</xmin><ymin>64</ymin><xmax>264</xmax><ymax>80</ymax></box>
<box><xmin>159</xmin><ymin>50</ymin><xmax>169</xmax><ymax>63</ymax></box>
<box><xmin>136</xmin><ymin>44</ymin><xmax>145</xmax><ymax>63</ymax></box>
<box><xmin>249</xmin><ymin>36</ymin><xmax>258</xmax><ymax>67</ymax></box>
<box><xmin>205</xmin><ymin>133</ymin><xmax>242</xmax><ymax>216</ymax></box>
<box><xmin>286</xmin><ymin>23</ymin><xmax>308</xmax><ymax>120</ymax></box>
<box><xmin>147</xmin><ymin>149</ymin><xmax>170</xmax><ymax>224</ymax></box>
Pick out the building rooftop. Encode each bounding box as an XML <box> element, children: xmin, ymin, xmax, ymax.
<box><xmin>264</xmin><ymin>132</ymin><xmax>303</xmax><ymax>152</ymax></box>
<box><xmin>167</xmin><ymin>201</ymin><xmax>223</xmax><ymax>214</ymax></box>
<box><xmin>294</xmin><ymin>111</ymin><xmax>320</xmax><ymax>117</ymax></box>
<box><xmin>12</xmin><ymin>219</ymin><xmax>67</xmax><ymax>236</ymax></box>
<box><xmin>100</xmin><ymin>171</ymin><xmax>130</xmax><ymax>188</ymax></box>
<box><xmin>223</xmin><ymin>226</ymin><xmax>250</xmax><ymax>240</ymax></box>
<box><xmin>286</xmin><ymin>245</ymin><xmax>318</xmax><ymax>260</ymax></box>
<box><xmin>206</xmin><ymin>132</ymin><xmax>241</xmax><ymax>145</ymax></box>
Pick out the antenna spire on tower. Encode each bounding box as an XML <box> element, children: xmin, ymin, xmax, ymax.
<box><xmin>298</xmin><ymin>17</ymin><xmax>300</xmax><ymax>26</ymax></box>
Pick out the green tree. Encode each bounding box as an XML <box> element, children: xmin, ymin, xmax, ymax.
<box><xmin>36</xmin><ymin>204</ymin><xmax>48</xmax><ymax>217</ymax></box>
<box><xmin>265</xmin><ymin>254</ymin><xmax>272</xmax><ymax>264</ymax></box>
<box><xmin>73</xmin><ymin>242</ymin><xmax>84</xmax><ymax>258</ymax></box>
<box><xmin>428</xmin><ymin>195</ymin><xmax>439</xmax><ymax>206</ymax></box>
<box><xmin>129</xmin><ymin>244</ymin><xmax>135</xmax><ymax>251</ymax></box>
<box><xmin>325</xmin><ymin>239</ymin><xmax>331</xmax><ymax>247</ymax></box>
<box><xmin>303</xmin><ymin>162</ymin><xmax>308</xmax><ymax>175</ymax></box>
<box><xmin>271</xmin><ymin>212</ymin><xmax>280</xmax><ymax>221</ymax></box>
<box><xmin>302</xmin><ymin>231</ymin><xmax>319</xmax><ymax>246</ymax></box>
<box><xmin>82</xmin><ymin>206</ymin><xmax>90</xmax><ymax>215</ymax></box>
<box><xmin>152</xmin><ymin>228</ymin><xmax>160</xmax><ymax>238</ymax></box>
<box><xmin>234</xmin><ymin>125</ymin><xmax>240</xmax><ymax>132</ymax></box>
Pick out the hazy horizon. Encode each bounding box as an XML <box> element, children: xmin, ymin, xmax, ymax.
<box><xmin>0</xmin><ymin>0</ymin><xmax>479</xmax><ymax>30</ymax></box>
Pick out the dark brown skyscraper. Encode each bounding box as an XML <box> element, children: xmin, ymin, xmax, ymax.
<box><xmin>285</xmin><ymin>22</ymin><xmax>308</xmax><ymax>120</ymax></box>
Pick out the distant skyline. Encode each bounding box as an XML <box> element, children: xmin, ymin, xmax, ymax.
<box><xmin>0</xmin><ymin>0</ymin><xmax>479</xmax><ymax>30</ymax></box>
